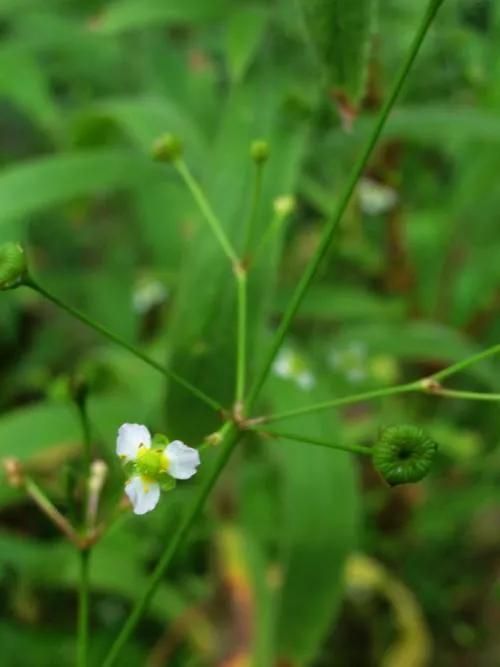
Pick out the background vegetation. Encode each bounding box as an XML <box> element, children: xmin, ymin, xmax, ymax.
<box><xmin>1</xmin><ymin>0</ymin><xmax>500</xmax><ymax>665</ymax></box>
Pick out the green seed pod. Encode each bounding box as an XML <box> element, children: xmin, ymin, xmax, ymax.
<box><xmin>152</xmin><ymin>134</ymin><xmax>183</xmax><ymax>162</ymax></box>
<box><xmin>372</xmin><ymin>425</ymin><xmax>437</xmax><ymax>486</ymax></box>
<box><xmin>250</xmin><ymin>139</ymin><xmax>270</xmax><ymax>164</ymax></box>
<box><xmin>0</xmin><ymin>243</ymin><xmax>27</xmax><ymax>290</ymax></box>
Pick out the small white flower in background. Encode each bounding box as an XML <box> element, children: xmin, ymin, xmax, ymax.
<box><xmin>132</xmin><ymin>278</ymin><xmax>168</xmax><ymax>314</ymax></box>
<box><xmin>116</xmin><ymin>423</ymin><xmax>200</xmax><ymax>515</ymax></box>
<box><xmin>358</xmin><ymin>178</ymin><xmax>398</xmax><ymax>216</ymax></box>
<box><xmin>273</xmin><ymin>348</ymin><xmax>316</xmax><ymax>391</ymax></box>
<box><xmin>328</xmin><ymin>342</ymin><xmax>367</xmax><ymax>384</ymax></box>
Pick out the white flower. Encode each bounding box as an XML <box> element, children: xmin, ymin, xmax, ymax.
<box><xmin>358</xmin><ymin>178</ymin><xmax>398</xmax><ymax>216</ymax></box>
<box><xmin>273</xmin><ymin>348</ymin><xmax>316</xmax><ymax>391</ymax></box>
<box><xmin>116</xmin><ymin>423</ymin><xmax>200</xmax><ymax>515</ymax></box>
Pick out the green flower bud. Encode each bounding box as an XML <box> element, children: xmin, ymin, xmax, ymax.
<box><xmin>250</xmin><ymin>139</ymin><xmax>270</xmax><ymax>164</ymax></box>
<box><xmin>372</xmin><ymin>425</ymin><xmax>437</xmax><ymax>486</ymax></box>
<box><xmin>152</xmin><ymin>134</ymin><xmax>183</xmax><ymax>162</ymax></box>
<box><xmin>0</xmin><ymin>243</ymin><xmax>27</xmax><ymax>290</ymax></box>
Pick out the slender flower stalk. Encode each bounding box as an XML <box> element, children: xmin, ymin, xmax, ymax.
<box><xmin>252</xmin><ymin>428</ymin><xmax>373</xmax><ymax>456</ymax></box>
<box><xmin>174</xmin><ymin>158</ymin><xmax>239</xmax><ymax>265</ymax></box>
<box><xmin>75</xmin><ymin>383</ymin><xmax>93</xmax><ymax>667</ymax></box>
<box><xmin>429</xmin><ymin>343</ymin><xmax>500</xmax><ymax>382</ymax></box>
<box><xmin>242</xmin><ymin>157</ymin><xmax>265</xmax><ymax>256</ymax></box>
<box><xmin>252</xmin><ymin>382</ymin><xmax>420</xmax><ymax>425</ymax></box>
<box><xmin>78</xmin><ymin>549</ymin><xmax>90</xmax><ymax>667</ymax></box>
<box><xmin>26</xmin><ymin>278</ymin><xmax>222</xmax><ymax>413</ymax></box>
<box><xmin>24</xmin><ymin>477</ymin><xmax>81</xmax><ymax>547</ymax></box>
<box><xmin>235</xmin><ymin>265</ymin><xmax>247</xmax><ymax>408</ymax></box>
<box><xmin>246</xmin><ymin>0</ymin><xmax>447</xmax><ymax>409</ymax></box>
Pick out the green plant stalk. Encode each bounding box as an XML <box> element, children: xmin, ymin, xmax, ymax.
<box><xmin>75</xmin><ymin>390</ymin><xmax>92</xmax><ymax>667</ymax></box>
<box><xmin>77</xmin><ymin>549</ymin><xmax>90</xmax><ymax>667</ymax></box>
<box><xmin>174</xmin><ymin>158</ymin><xmax>239</xmax><ymax>265</ymax></box>
<box><xmin>430</xmin><ymin>343</ymin><xmax>500</xmax><ymax>381</ymax></box>
<box><xmin>255</xmin><ymin>382</ymin><xmax>420</xmax><ymax>424</ymax></box>
<box><xmin>102</xmin><ymin>424</ymin><xmax>238</xmax><ymax>667</ymax></box>
<box><xmin>101</xmin><ymin>2</ymin><xmax>445</xmax><ymax>663</ymax></box>
<box><xmin>243</xmin><ymin>162</ymin><xmax>264</xmax><ymax>256</ymax></box>
<box><xmin>235</xmin><ymin>268</ymin><xmax>247</xmax><ymax>406</ymax></box>
<box><xmin>246</xmin><ymin>0</ymin><xmax>446</xmax><ymax>410</ymax></box>
<box><xmin>26</xmin><ymin>278</ymin><xmax>222</xmax><ymax>413</ymax></box>
<box><xmin>252</xmin><ymin>428</ymin><xmax>373</xmax><ymax>455</ymax></box>
<box><xmin>25</xmin><ymin>477</ymin><xmax>81</xmax><ymax>547</ymax></box>
<box><xmin>429</xmin><ymin>388</ymin><xmax>500</xmax><ymax>402</ymax></box>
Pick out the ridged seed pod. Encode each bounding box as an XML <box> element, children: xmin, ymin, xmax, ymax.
<box><xmin>372</xmin><ymin>425</ymin><xmax>437</xmax><ymax>486</ymax></box>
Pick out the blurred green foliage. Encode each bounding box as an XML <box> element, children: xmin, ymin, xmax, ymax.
<box><xmin>1</xmin><ymin>0</ymin><xmax>500</xmax><ymax>665</ymax></box>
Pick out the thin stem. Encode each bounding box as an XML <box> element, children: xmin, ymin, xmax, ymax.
<box><xmin>430</xmin><ymin>343</ymin><xmax>500</xmax><ymax>382</ymax></box>
<box><xmin>174</xmin><ymin>159</ymin><xmax>239</xmax><ymax>265</ymax></box>
<box><xmin>26</xmin><ymin>278</ymin><xmax>222</xmax><ymax>413</ymax></box>
<box><xmin>246</xmin><ymin>0</ymin><xmax>446</xmax><ymax>409</ymax></box>
<box><xmin>253</xmin><ymin>382</ymin><xmax>420</xmax><ymax>425</ymax></box>
<box><xmin>25</xmin><ymin>477</ymin><xmax>81</xmax><ymax>547</ymax></box>
<box><xmin>427</xmin><ymin>388</ymin><xmax>500</xmax><ymax>402</ymax></box>
<box><xmin>77</xmin><ymin>549</ymin><xmax>90</xmax><ymax>667</ymax></box>
<box><xmin>253</xmin><ymin>428</ymin><xmax>373</xmax><ymax>456</ymax></box>
<box><xmin>235</xmin><ymin>268</ymin><xmax>247</xmax><ymax>406</ymax></box>
<box><xmin>243</xmin><ymin>162</ymin><xmax>263</xmax><ymax>256</ymax></box>
<box><xmin>102</xmin><ymin>424</ymin><xmax>239</xmax><ymax>667</ymax></box>
<box><xmin>75</xmin><ymin>388</ymin><xmax>92</xmax><ymax>667</ymax></box>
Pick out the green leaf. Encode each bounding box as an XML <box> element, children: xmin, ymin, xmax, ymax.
<box><xmin>297</xmin><ymin>0</ymin><xmax>376</xmax><ymax>101</ymax></box>
<box><xmin>94</xmin><ymin>0</ymin><xmax>229</xmax><ymax>34</ymax></box>
<box><xmin>0</xmin><ymin>149</ymin><xmax>160</xmax><ymax>225</ymax></box>
<box><xmin>267</xmin><ymin>374</ymin><xmax>359</xmax><ymax>663</ymax></box>
<box><xmin>225</xmin><ymin>7</ymin><xmax>268</xmax><ymax>83</ymax></box>
<box><xmin>0</xmin><ymin>45</ymin><xmax>59</xmax><ymax>134</ymax></box>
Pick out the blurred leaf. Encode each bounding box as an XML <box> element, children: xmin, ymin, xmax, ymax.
<box><xmin>267</xmin><ymin>375</ymin><xmax>359</xmax><ymax>663</ymax></box>
<box><xmin>93</xmin><ymin>0</ymin><xmax>229</xmax><ymax>34</ymax></box>
<box><xmin>0</xmin><ymin>150</ymin><xmax>160</xmax><ymax>225</ymax></box>
<box><xmin>225</xmin><ymin>7</ymin><xmax>268</xmax><ymax>83</ymax></box>
<box><xmin>297</xmin><ymin>0</ymin><xmax>376</xmax><ymax>101</ymax></box>
<box><xmin>0</xmin><ymin>45</ymin><xmax>59</xmax><ymax>134</ymax></box>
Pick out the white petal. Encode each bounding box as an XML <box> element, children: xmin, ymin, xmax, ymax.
<box><xmin>297</xmin><ymin>371</ymin><xmax>315</xmax><ymax>390</ymax></box>
<box><xmin>116</xmin><ymin>423</ymin><xmax>151</xmax><ymax>462</ymax></box>
<box><xmin>165</xmin><ymin>440</ymin><xmax>200</xmax><ymax>480</ymax></box>
<box><xmin>125</xmin><ymin>475</ymin><xmax>160</xmax><ymax>515</ymax></box>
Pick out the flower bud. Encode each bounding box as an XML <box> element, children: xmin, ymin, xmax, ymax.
<box><xmin>0</xmin><ymin>243</ymin><xmax>27</xmax><ymax>290</ymax></box>
<box><xmin>273</xmin><ymin>195</ymin><xmax>296</xmax><ymax>218</ymax></box>
<box><xmin>372</xmin><ymin>424</ymin><xmax>437</xmax><ymax>486</ymax></box>
<box><xmin>250</xmin><ymin>139</ymin><xmax>270</xmax><ymax>164</ymax></box>
<box><xmin>152</xmin><ymin>134</ymin><xmax>183</xmax><ymax>162</ymax></box>
<box><xmin>3</xmin><ymin>457</ymin><xmax>24</xmax><ymax>488</ymax></box>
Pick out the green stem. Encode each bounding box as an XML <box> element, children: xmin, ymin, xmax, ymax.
<box><xmin>428</xmin><ymin>388</ymin><xmax>500</xmax><ymax>402</ymax></box>
<box><xmin>26</xmin><ymin>278</ymin><xmax>222</xmax><ymax>413</ymax></box>
<box><xmin>25</xmin><ymin>477</ymin><xmax>81</xmax><ymax>547</ymax></box>
<box><xmin>246</xmin><ymin>0</ymin><xmax>445</xmax><ymax>410</ymax></box>
<box><xmin>75</xmin><ymin>383</ymin><xmax>92</xmax><ymax>667</ymax></box>
<box><xmin>235</xmin><ymin>268</ymin><xmax>247</xmax><ymax>406</ymax></box>
<box><xmin>174</xmin><ymin>159</ymin><xmax>239</xmax><ymax>265</ymax></box>
<box><xmin>430</xmin><ymin>343</ymin><xmax>500</xmax><ymax>382</ymax></box>
<box><xmin>102</xmin><ymin>424</ymin><xmax>239</xmax><ymax>667</ymax></box>
<box><xmin>243</xmin><ymin>162</ymin><xmax>263</xmax><ymax>256</ymax></box>
<box><xmin>253</xmin><ymin>427</ymin><xmax>372</xmax><ymax>456</ymax></box>
<box><xmin>77</xmin><ymin>549</ymin><xmax>90</xmax><ymax>667</ymax></box>
<box><xmin>255</xmin><ymin>382</ymin><xmax>420</xmax><ymax>425</ymax></box>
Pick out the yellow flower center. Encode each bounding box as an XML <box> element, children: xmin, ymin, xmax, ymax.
<box><xmin>136</xmin><ymin>446</ymin><xmax>169</xmax><ymax>479</ymax></box>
